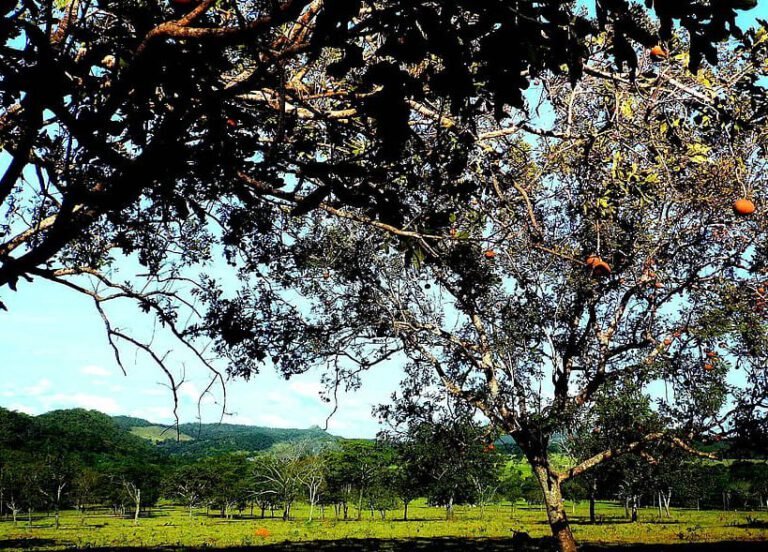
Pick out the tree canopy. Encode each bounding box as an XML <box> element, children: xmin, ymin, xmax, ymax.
<box><xmin>3</xmin><ymin>2</ymin><xmax>768</xmax><ymax>551</ymax></box>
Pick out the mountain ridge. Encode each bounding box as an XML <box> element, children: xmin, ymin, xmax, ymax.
<box><xmin>111</xmin><ymin>413</ymin><xmax>340</xmax><ymax>456</ymax></box>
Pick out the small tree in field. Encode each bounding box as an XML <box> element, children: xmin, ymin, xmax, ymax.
<box><xmin>386</xmin><ymin>408</ymin><xmax>503</xmax><ymax>520</ymax></box>
<box><xmin>164</xmin><ymin>464</ymin><xmax>209</xmax><ymax>519</ymax></box>
<box><xmin>499</xmin><ymin>468</ymin><xmax>525</xmax><ymax>518</ymax></box>
<box><xmin>298</xmin><ymin>455</ymin><xmax>326</xmax><ymax>522</ymax></box>
<box><xmin>252</xmin><ymin>446</ymin><xmax>305</xmax><ymax>521</ymax></box>
<box><xmin>384</xmin><ymin>439</ymin><xmax>430</xmax><ymax>521</ymax></box>
<box><xmin>72</xmin><ymin>467</ymin><xmax>102</xmax><ymax>521</ymax></box>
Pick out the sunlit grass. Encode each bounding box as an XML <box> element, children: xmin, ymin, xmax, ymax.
<box><xmin>0</xmin><ymin>500</ymin><xmax>766</xmax><ymax>550</ymax></box>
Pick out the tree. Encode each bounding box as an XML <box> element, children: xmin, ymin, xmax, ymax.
<box><xmin>322</xmin><ymin>440</ymin><xmax>391</xmax><ymax>521</ymax></box>
<box><xmin>198</xmin><ymin>454</ymin><xmax>249</xmax><ymax>519</ymax></box>
<box><xmin>392</xmin><ymin>408</ymin><xmax>504</xmax><ymax>520</ymax></box>
<box><xmin>163</xmin><ymin>463</ymin><xmax>209</xmax><ymax>519</ymax></box>
<box><xmin>106</xmin><ymin>460</ymin><xmax>164</xmax><ymax>523</ymax></box>
<box><xmin>499</xmin><ymin>467</ymin><xmax>525</xmax><ymax>518</ymax></box>
<box><xmin>256</xmin><ymin>32</ymin><xmax>768</xmax><ymax>551</ymax></box>
<box><xmin>383</xmin><ymin>437</ymin><xmax>431</xmax><ymax>521</ymax></box>
<box><xmin>2</xmin><ymin>4</ymin><xmax>767</xmax><ymax>552</ymax></box>
<box><xmin>0</xmin><ymin>1</ymin><xmax>758</xmax><ymax>423</ymax></box>
<box><xmin>36</xmin><ymin>453</ymin><xmax>77</xmax><ymax>529</ymax></box>
<box><xmin>251</xmin><ymin>446</ymin><xmax>305</xmax><ymax>521</ymax></box>
<box><xmin>72</xmin><ymin>467</ymin><xmax>102</xmax><ymax>521</ymax></box>
<box><xmin>729</xmin><ymin>460</ymin><xmax>768</xmax><ymax>509</ymax></box>
<box><xmin>297</xmin><ymin>453</ymin><xmax>327</xmax><ymax>522</ymax></box>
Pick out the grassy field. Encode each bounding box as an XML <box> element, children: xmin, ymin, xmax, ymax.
<box><xmin>1</xmin><ymin>500</ymin><xmax>767</xmax><ymax>551</ymax></box>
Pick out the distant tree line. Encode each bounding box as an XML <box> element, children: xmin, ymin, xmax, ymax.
<box><xmin>1</xmin><ymin>407</ymin><xmax>767</xmax><ymax>527</ymax></box>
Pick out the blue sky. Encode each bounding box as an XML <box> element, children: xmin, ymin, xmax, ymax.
<box><xmin>0</xmin><ymin>273</ymin><xmax>403</xmax><ymax>437</ymax></box>
<box><xmin>1</xmin><ymin>4</ymin><xmax>766</xmax><ymax>438</ymax></box>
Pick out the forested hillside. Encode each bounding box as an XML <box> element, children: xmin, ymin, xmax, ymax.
<box><xmin>0</xmin><ymin>408</ymin><xmax>160</xmax><ymax>465</ymax></box>
<box><xmin>1</xmin><ymin>406</ymin><xmax>767</xmax><ymax>529</ymax></box>
<box><xmin>113</xmin><ymin>415</ymin><xmax>338</xmax><ymax>456</ymax></box>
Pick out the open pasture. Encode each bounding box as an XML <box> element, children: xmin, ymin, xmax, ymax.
<box><xmin>1</xmin><ymin>501</ymin><xmax>766</xmax><ymax>551</ymax></box>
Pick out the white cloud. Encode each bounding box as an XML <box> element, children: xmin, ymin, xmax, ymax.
<box><xmin>80</xmin><ymin>365</ymin><xmax>112</xmax><ymax>378</ymax></box>
<box><xmin>289</xmin><ymin>380</ymin><xmax>323</xmax><ymax>398</ymax></box>
<box><xmin>252</xmin><ymin>413</ymin><xmax>293</xmax><ymax>428</ymax></box>
<box><xmin>6</xmin><ymin>403</ymin><xmax>37</xmax><ymax>415</ymax></box>
<box><xmin>0</xmin><ymin>390</ymin><xmax>15</xmax><ymax>398</ymax></box>
<box><xmin>24</xmin><ymin>378</ymin><xmax>52</xmax><ymax>396</ymax></box>
<box><xmin>179</xmin><ymin>382</ymin><xmax>216</xmax><ymax>405</ymax></box>
<box><xmin>44</xmin><ymin>393</ymin><xmax>121</xmax><ymax>414</ymax></box>
<box><xmin>133</xmin><ymin>406</ymin><xmax>175</xmax><ymax>423</ymax></box>
<box><xmin>224</xmin><ymin>414</ymin><xmax>256</xmax><ymax>425</ymax></box>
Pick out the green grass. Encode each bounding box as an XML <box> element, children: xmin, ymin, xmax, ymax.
<box><xmin>0</xmin><ymin>500</ymin><xmax>766</xmax><ymax>551</ymax></box>
<box><xmin>129</xmin><ymin>426</ymin><xmax>194</xmax><ymax>443</ymax></box>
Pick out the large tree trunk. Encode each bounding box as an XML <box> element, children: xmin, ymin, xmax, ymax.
<box><xmin>403</xmin><ymin>500</ymin><xmax>409</xmax><ymax>521</ymax></box>
<box><xmin>532</xmin><ymin>464</ymin><xmax>578</xmax><ymax>552</ymax></box>
<box><xmin>589</xmin><ymin>480</ymin><xmax>596</xmax><ymax>523</ymax></box>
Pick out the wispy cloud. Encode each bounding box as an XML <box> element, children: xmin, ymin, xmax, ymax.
<box><xmin>6</xmin><ymin>403</ymin><xmax>36</xmax><ymax>415</ymax></box>
<box><xmin>24</xmin><ymin>379</ymin><xmax>52</xmax><ymax>396</ymax></box>
<box><xmin>80</xmin><ymin>365</ymin><xmax>113</xmax><ymax>378</ymax></box>
<box><xmin>289</xmin><ymin>380</ymin><xmax>323</xmax><ymax>398</ymax></box>
<box><xmin>43</xmin><ymin>393</ymin><xmax>121</xmax><ymax>414</ymax></box>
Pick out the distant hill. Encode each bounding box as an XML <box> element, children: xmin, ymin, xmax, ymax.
<box><xmin>112</xmin><ymin>415</ymin><xmax>155</xmax><ymax>430</ymax></box>
<box><xmin>0</xmin><ymin>407</ymin><xmax>161</xmax><ymax>467</ymax></box>
<box><xmin>112</xmin><ymin>416</ymin><xmax>339</xmax><ymax>456</ymax></box>
<box><xmin>129</xmin><ymin>425</ymin><xmax>194</xmax><ymax>443</ymax></box>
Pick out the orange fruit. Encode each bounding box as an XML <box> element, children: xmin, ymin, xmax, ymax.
<box><xmin>663</xmin><ymin>338</ymin><xmax>673</xmax><ymax>346</ymax></box>
<box><xmin>649</xmin><ymin>45</ymin><xmax>668</xmax><ymax>59</ymax></box>
<box><xmin>226</xmin><ymin>118</ymin><xmax>237</xmax><ymax>127</ymax></box>
<box><xmin>733</xmin><ymin>198</ymin><xmax>756</xmax><ymax>216</ymax></box>
<box><xmin>585</xmin><ymin>256</ymin><xmax>611</xmax><ymax>277</ymax></box>
<box><xmin>706</xmin><ymin>351</ymin><xmax>717</xmax><ymax>358</ymax></box>
<box><xmin>704</xmin><ymin>363</ymin><xmax>715</xmax><ymax>372</ymax></box>
<box><xmin>484</xmin><ymin>250</ymin><xmax>496</xmax><ymax>259</ymax></box>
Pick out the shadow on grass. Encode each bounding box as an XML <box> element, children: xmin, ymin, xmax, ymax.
<box><xmin>567</xmin><ymin>519</ymin><xmax>684</xmax><ymax>526</ymax></box>
<box><xmin>736</xmin><ymin>520</ymin><xmax>768</xmax><ymax>529</ymax></box>
<box><xmin>23</xmin><ymin>537</ymin><xmax>768</xmax><ymax>552</ymax></box>
<box><xmin>0</xmin><ymin>538</ymin><xmax>59</xmax><ymax>548</ymax></box>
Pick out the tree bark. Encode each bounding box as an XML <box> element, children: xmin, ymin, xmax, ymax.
<box><xmin>662</xmin><ymin>489</ymin><xmax>671</xmax><ymax>518</ymax></box>
<box><xmin>532</xmin><ymin>464</ymin><xmax>578</xmax><ymax>552</ymax></box>
<box><xmin>133</xmin><ymin>488</ymin><xmax>140</xmax><ymax>525</ymax></box>
<box><xmin>357</xmin><ymin>488</ymin><xmax>363</xmax><ymax>521</ymax></box>
<box><xmin>589</xmin><ymin>480</ymin><xmax>596</xmax><ymax>523</ymax></box>
<box><xmin>403</xmin><ymin>500</ymin><xmax>409</xmax><ymax>521</ymax></box>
